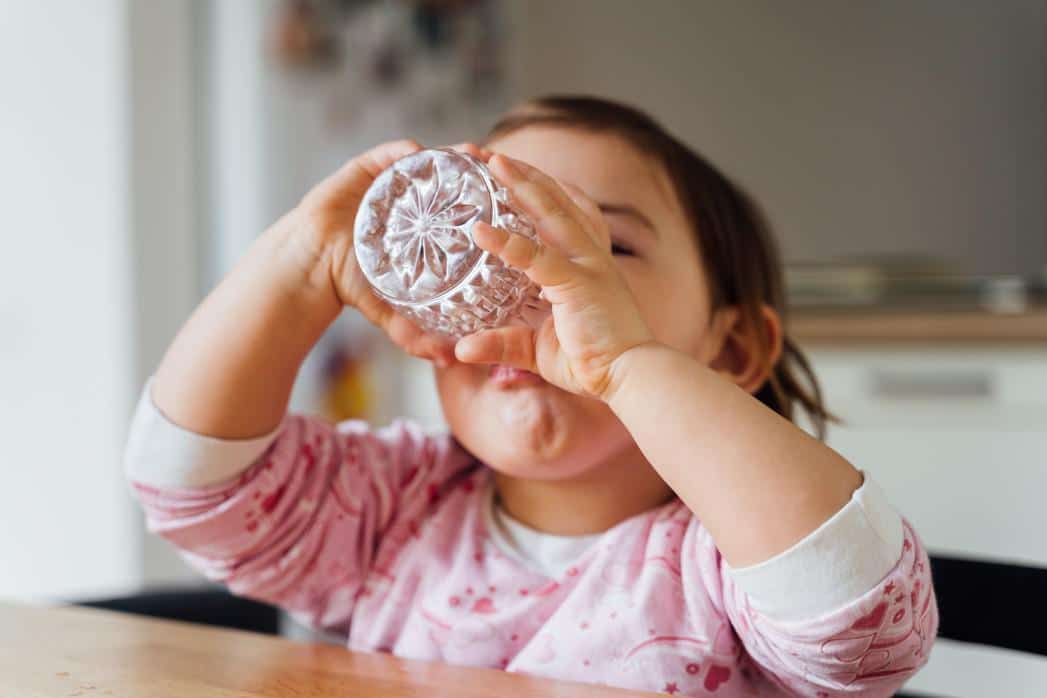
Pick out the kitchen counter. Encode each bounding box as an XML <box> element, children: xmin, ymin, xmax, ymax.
<box><xmin>789</xmin><ymin>306</ymin><xmax>1047</xmax><ymax>344</ymax></box>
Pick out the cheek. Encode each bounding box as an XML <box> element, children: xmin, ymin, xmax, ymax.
<box><xmin>434</xmin><ymin>364</ymin><xmax>482</xmax><ymax>407</ymax></box>
<box><xmin>625</xmin><ymin>265</ymin><xmax>711</xmax><ymax>355</ymax></box>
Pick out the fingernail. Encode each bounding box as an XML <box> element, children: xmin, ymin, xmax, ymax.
<box><xmin>453</xmin><ymin>338</ymin><xmax>471</xmax><ymax>362</ymax></box>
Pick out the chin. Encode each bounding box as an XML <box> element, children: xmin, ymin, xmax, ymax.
<box><xmin>435</xmin><ymin>362</ymin><xmax>631</xmax><ymax>479</ymax></box>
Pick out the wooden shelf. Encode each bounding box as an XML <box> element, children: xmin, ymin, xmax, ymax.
<box><xmin>789</xmin><ymin>307</ymin><xmax>1047</xmax><ymax>345</ymax></box>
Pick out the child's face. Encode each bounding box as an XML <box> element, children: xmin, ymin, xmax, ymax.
<box><xmin>435</xmin><ymin>127</ymin><xmax>717</xmax><ymax>477</ymax></box>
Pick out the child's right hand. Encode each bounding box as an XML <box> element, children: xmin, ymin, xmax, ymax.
<box><xmin>153</xmin><ymin>139</ymin><xmax>469</xmax><ymax>439</ymax></box>
<box><xmin>287</xmin><ymin>139</ymin><xmax>459</xmax><ymax>366</ymax></box>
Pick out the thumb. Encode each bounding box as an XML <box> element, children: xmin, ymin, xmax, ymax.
<box><xmin>455</xmin><ymin>326</ymin><xmax>537</xmax><ymax>372</ymax></box>
<box><xmin>354</xmin><ymin>290</ymin><xmax>456</xmax><ymax>366</ymax></box>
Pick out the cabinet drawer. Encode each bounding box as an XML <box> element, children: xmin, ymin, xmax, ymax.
<box><xmin>802</xmin><ymin>346</ymin><xmax>1047</xmax><ymax>566</ymax></box>
<box><xmin>807</xmin><ymin>348</ymin><xmax>1047</xmax><ymax>429</ymax></box>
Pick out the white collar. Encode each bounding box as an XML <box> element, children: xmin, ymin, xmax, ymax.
<box><xmin>482</xmin><ymin>478</ymin><xmax>603</xmax><ymax>578</ymax></box>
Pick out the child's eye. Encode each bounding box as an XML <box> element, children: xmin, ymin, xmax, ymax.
<box><xmin>611</xmin><ymin>242</ymin><xmax>636</xmax><ymax>257</ymax></box>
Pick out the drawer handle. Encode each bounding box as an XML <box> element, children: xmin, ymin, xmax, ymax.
<box><xmin>869</xmin><ymin>369</ymin><xmax>994</xmax><ymax>400</ymax></box>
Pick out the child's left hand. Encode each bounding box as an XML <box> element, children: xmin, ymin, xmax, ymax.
<box><xmin>454</xmin><ymin>154</ymin><xmax>655</xmax><ymax>401</ymax></box>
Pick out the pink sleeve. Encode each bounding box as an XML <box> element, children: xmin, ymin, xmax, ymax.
<box><xmin>129</xmin><ymin>416</ymin><xmax>473</xmax><ymax>634</ymax></box>
<box><xmin>701</xmin><ymin>521</ymin><xmax>938</xmax><ymax>696</ymax></box>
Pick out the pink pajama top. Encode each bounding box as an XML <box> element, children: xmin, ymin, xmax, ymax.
<box><xmin>125</xmin><ymin>387</ymin><xmax>937</xmax><ymax>697</ymax></box>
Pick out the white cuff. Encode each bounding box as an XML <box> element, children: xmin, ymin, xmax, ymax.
<box><xmin>123</xmin><ymin>380</ymin><xmax>282</xmax><ymax>489</ymax></box>
<box><xmin>726</xmin><ymin>474</ymin><xmax>904</xmax><ymax>621</ymax></box>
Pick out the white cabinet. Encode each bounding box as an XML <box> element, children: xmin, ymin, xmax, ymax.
<box><xmin>804</xmin><ymin>345</ymin><xmax>1047</xmax><ymax>696</ymax></box>
<box><xmin>808</xmin><ymin>346</ymin><xmax>1047</xmax><ymax>566</ymax></box>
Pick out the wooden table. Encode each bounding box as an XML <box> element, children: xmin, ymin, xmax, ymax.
<box><xmin>0</xmin><ymin>602</ymin><xmax>656</xmax><ymax>697</ymax></box>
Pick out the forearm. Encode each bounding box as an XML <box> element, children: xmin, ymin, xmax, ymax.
<box><xmin>607</xmin><ymin>342</ymin><xmax>862</xmax><ymax>568</ymax></box>
<box><xmin>153</xmin><ymin>216</ymin><xmax>341</xmax><ymax>439</ymax></box>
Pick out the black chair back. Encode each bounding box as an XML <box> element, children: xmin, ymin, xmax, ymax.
<box><xmin>77</xmin><ymin>587</ymin><xmax>280</xmax><ymax>636</ymax></box>
<box><xmin>896</xmin><ymin>554</ymin><xmax>1047</xmax><ymax>697</ymax></box>
<box><xmin>931</xmin><ymin>554</ymin><xmax>1047</xmax><ymax>656</ymax></box>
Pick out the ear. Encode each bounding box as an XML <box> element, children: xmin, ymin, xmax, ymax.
<box><xmin>707</xmin><ymin>305</ymin><xmax>783</xmax><ymax>394</ymax></box>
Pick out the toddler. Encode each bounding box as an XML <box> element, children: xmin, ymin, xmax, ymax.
<box><xmin>126</xmin><ymin>96</ymin><xmax>937</xmax><ymax>696</ymax></box>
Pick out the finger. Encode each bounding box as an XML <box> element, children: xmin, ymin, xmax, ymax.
<box><xmin>393</xmin><ymin>318</ymin><xmax>457</xmax><ymax>367</ymax></box>
<box><xmin>355</xmin><ymin>139</ymin><xmax>424</xmax><ymax>176</ymax></box>
<box><xmin>355</xmin><ymin>291</ymin><xmax>455</xmax><ymax>366</ymax></box>
<box><xmin>561</xmin><ymin>182</ymin><xmax>611</xmax><ymax>252</ymax></box>
<box><xmin>488</xmin><ymin>154</ymin><xmax>599</xmax><ymax>257</ymax></box>
<box><xmin>455</xmin><ymin>326</ymin><xmax>537</xmax><ymax>372</ymax></box>
<box><xmin>447</xmin><ymin>142</ymin><xmax>493</xmax><ymax>162</ymax></box>
<box><xmin>473</xmin><ymin>220</ymin><xmax>576</xmax><ymax>288</ymax></box>
<box><xmin>314</xmin><ymin>139</ymin><xmax>423</xmax><ymax>202</ymax></box>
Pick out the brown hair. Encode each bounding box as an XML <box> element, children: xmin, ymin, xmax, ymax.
<box><xmin>487</xmin><ymin>95</ymin><xmax>832</xmax><ymax>438</ymax></box>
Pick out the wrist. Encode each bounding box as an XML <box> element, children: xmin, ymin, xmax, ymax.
<box><xmin>253</xmin><ymin>215</ymin><xmax>343</xmax><ymax>327</ymax></box>
<box><xmin>151</xmin><ymin>213</ymin><xmax>342</xmax><ymax>439</ymax></box>
<box><xmin>602</xmin><ymin>341</ymin><xmax>678</xmax><ymax>406</ymax></box>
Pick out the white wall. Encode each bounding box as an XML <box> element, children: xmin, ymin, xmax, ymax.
<box><xmin>0</xmin><ymin>1</ymin><xmax>138</xmax><ymax>600</ymax></box>
<box><xmin>205</xmin><ymin>0</ymin><xmax>273</xmax><ymax>282</ymax></box>
<box><xmin>0</xmin><ymin>0</ymin><xmax>207</xmax><ymax>599</ymax></box>
<box><xmin>128</xmin><ymin>0</ymin><xmax>207</xmax><ymax>587</ymax></box>
<box><xmin>517</xmin><ymin>0</ymin><xmax>1047</xmax><ymax>276</ymax></box>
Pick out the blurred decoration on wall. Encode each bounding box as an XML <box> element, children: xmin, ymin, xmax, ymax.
<box><xmin>319</xmin><ymin>326</ymin><xmax>376</xmax><ymax>421</ymax></box>
<box><xmin>269</xmin><ymin>0</ymin><xmax>506</xmax><ymax>131</ymax></box>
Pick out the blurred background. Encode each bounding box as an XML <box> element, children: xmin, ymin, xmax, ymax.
<box><xmin>1</xmin><ymin>1</ymin><xmax>1044</xmax><ymax>695</ymax></box>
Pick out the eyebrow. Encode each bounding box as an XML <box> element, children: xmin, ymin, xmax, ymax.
<box><xmin>597</xmin><ymin>202</ymin><xmax>659</xmax><ymax>238</ymax></box>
